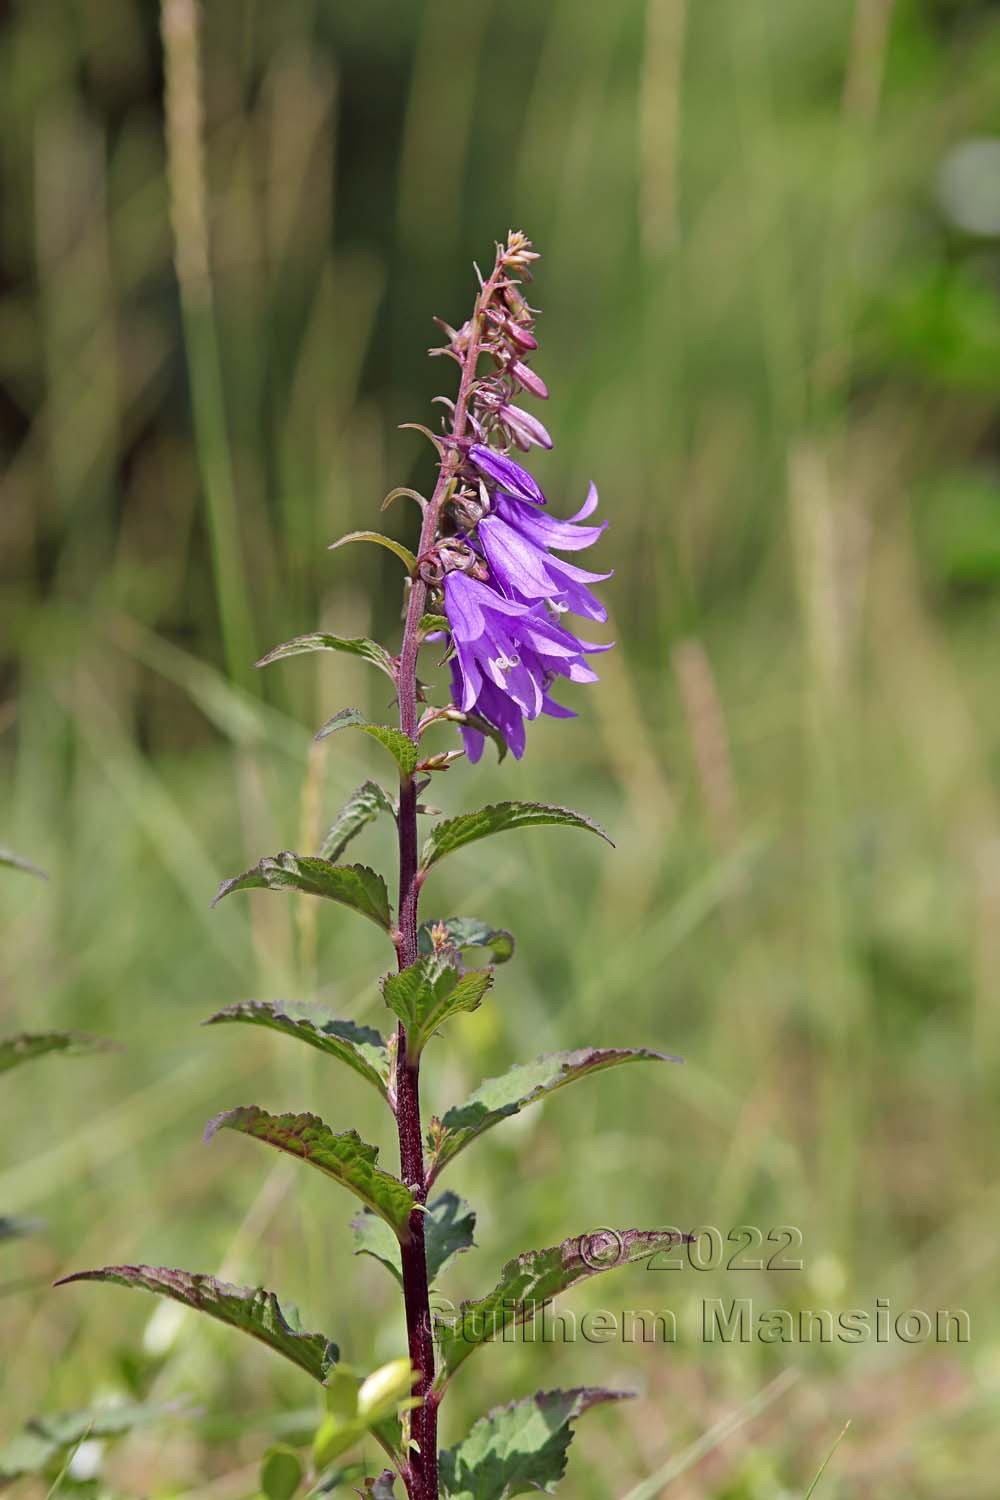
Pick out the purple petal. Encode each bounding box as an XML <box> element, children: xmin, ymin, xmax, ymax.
<box><xmin>469</xmin><ymin>445</ymin><xmax>547</xmax><ymax>506</ymax></box>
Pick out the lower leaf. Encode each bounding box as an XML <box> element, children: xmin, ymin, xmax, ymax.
<box><xmin>55</xmin><ymin>1266</ymin><xmax>339</xmax><ymax>1383</ymax></box>
<box><xmin>439</xmin><ymin>1387</ymin><xmax>632</xmax><ymax>1499</ymax></box>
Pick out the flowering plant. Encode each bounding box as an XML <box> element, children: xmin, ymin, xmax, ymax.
<box><xmin>59</xmin><ymin>234</ymin><xmax>680</xmax><ymax>1499</ymax></box>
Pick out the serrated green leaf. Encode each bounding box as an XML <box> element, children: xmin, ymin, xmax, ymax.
<box><xmin>261</xmin><ymin>1444</ymin><xmax>304</xmax><ymax>1500</ymax></box>
<box><xmin>212</xmin><ymin>855</ymin><xmax>392</xmax><ymax>931</ymax></box>
<box><xmin>418</xmin><ymin>917</ymin><xmax>515</xmax><ymax>966</ymax></box>
<box><xmin>418</xmin><ymin>613</ymin><xmax>450</xmax><ymax>637</ymax></box>
<box><xmin>328</xmin><ymin>531</ymin><xmax>418</xmax><ymax>574</ymax></box>
<box><xmin>255</xmin><ymin>632</ymin><xmax>396</xmax><ymax>682</ymax></box>
<box><xmin>0</xmin><ymin>1032</ymin><xmax>112</xmax><ymax>1076</ymax></box>
<box><xmin>55</xmin><ymin>1266</ymin><xmax>339</xmax><ymax>1383</ymax></box>
<box><xmin>316</xmin><ymin>709</ymin><xmax>418</xmax><ymax>776</ymax></box>
<box><xmin>203</xmin><ymin>1002</ymin><xmax>390</xmax><ymax>1100</ymax></box>
<box><xmin>381</xmin><ymin>954</ymin><xmax>493</xmax><ymax>1057</ymax></box>
<box><xmin>352</xmin><ymin>1190</ymin><xmax>476</xmax><ymax>1287</ymax></box>
<box><xmin>428</xmin><ymin>1047</ymin><xmax>678</xmax><ymax>1183</ymax></box>
<box><xmin>436</xmin><ymin>1228</ymin><xmax>681</xmax><ymax>1382</ymax></box>
<box><xmin>420</xmin><ymin>802</ymin><xmax>613</xmax><ymax>873</ymax></box>
<box><xmin>320</xmin><ymin>780</ymin><xmax>396</xmax><ymax>862</ymax></box>
<box><xmin>439</xmin><ymin>1387</ymin><xmax>632</xmax><ymax>1499</ymax></box>
<box><xmin>206</xmin><ymin>1107</ymin><xmax>416</xmax><ymax>1239</ymax></box>
<box><xmin>0</xmin><ymin>846</ymin><xmax>46</xmax><ymax>880</ymax></box>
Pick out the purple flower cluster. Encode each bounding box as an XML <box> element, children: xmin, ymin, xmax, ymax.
<box><xmin>443</xmin><ymin>447</ymin><xmax>611</xmax><ymax>761</ymax></box>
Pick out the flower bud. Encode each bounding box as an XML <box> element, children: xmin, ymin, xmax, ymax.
<box><xmin>506</xmin><ymin>322</ymin><xmax>538</xmax><ymax>352</ymax></box>
<box><xmin>357</xmin><ymin>1358</ymin><xmax>418</xmax><ymax>1420</ymax></box>
<box><xmin>511</xmin><ymin>361</ymin><xmax>548</xmax><ymax>400</ymax></box>
<box><xmin>499</xmin><ymin>403</ymin><xmax>553</xmax><ymax>451</ymax></box>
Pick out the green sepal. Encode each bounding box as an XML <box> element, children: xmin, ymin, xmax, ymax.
<box><xmin>0</xmin><ymin>1031</ymin><xmax>113</xmax><ymax>1076</ymax></box>
<box><xmin>381</xmin><ymin>954</ymin><xmax>493</xmax><ymax>1057</ymax></box>
<box><xmin>255</xmin><ymin>632</ymin><xmax>396</xmax><ymax>682</ymax></box>
<box><xmin>418</xmin><ymin>917</ymin><xmax>514</xmax><ymax>966</ymax></box>
<box><xmin>427</xmin><ymin>1047</ymin><xmax>679</xmax><ymax>1183</ymax></box>
<box><xmin>205</xmin><ymin>1107</ymin><xmax>416</xmax><ymax>1239</ymax></box>
<box><xmin>316</xmin><ymin>709</ymin><xmax>418</xmax><ymax>776</ymax></box>
<box><xmin>328</xmin><ymin>530</ymin><xmax>418</xmax><ymax>574</ymax></box>
<box><xmin>55</xmin><ymin>1265</ymin><xmax>339</xmax><ymax>1383</ymax></box>
<box><xmin>212</xmin><ymin>854</ymin><xmax>392</xmax><ymax>932</ymax></box>
<box><xmin>435</xmin><ymin>1228</ymin><xmax>683</xmax><ymax>1382</ymax></box>
<box><xmin>420</xmin><ymin>801</ymin><xmax>613</xmax><ymax>873</ymax></box>
<box><xmin>352</xmin><ymin>1190</ymin><xmax>476</xmax><ymax>1286</ymax></box>
<box><xmin>203</xmin><ymin>1002</ymin><xmax>390</xmax><ymax>1101</ymax></box>
<box><xmin>321</xmin><ymin>780</ymin><xmax>396</xmax><ymax>862</ymax></box>
<box><xmin>439</xmin><ymin>1387</ymin><xmax>633</xmax><ymax>1499</ymax></box>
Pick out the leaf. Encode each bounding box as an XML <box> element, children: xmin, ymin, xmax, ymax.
<box><xmin>439</xmin><ymin>1388</ymin><xmax>632</xmax><ymax>1499</ymax></box>
<box><xmin>320</xmin><ymin>780</ymin><xmax>396</xmax><ymax>862</ymax></box>
<box><xmin>435</xmin><ymin>1228</ymin><xmax>682</xmax><ymax>1382</ymax></box>
<box><xmin>428</xmin><ymin>1047</ymin><xmax>678</xmax><ymax>1182</ymax></box>
<box><xmin>421</xmin><ymin>802</ymin><xmax>613</xmax><ymax>873</ymax></box>
<box><xmin>0</xmin><ymin>1031</ymin><xmax>112</xmax><ymax>1076</ymax></box>
<box><xmin>203</xmin><ymin>1002</ymin><xmax>390</xmax><ymax>1101</ymax></box>
<box><xmin>255</xmin><ymin>632</ymin><xmax>396</xmax><ymax>682</ymax></box>
<box><xmin>212</xmin><ymin>855</ymin><xmax>391</xmax><ymax>931</ymax></box>
<box><xmin>353</xmin><ymin>1190</ymin><xmax>476</xmax><ymax>1286</ymax></box>
<box><xmin>55</xmin><ymin>1266</ymin><xmax>338</xmax><ymax>1383</ymax></box>
<box><xmin>381</xmin><ymin>954</ymin><xmax>493</xmax><ymax>1056</ymax></box>
<box><xmin>329</xmin><ymin>531</ymin><xmax>418</xmax><ymax>574</ymax></box>
<box><xmin>0</xmin><ymin>846</ymin><xmax>47</xmax><ymax>880</ymax></box>
<box><xmin>418</xmin><ymin>613</ymin><xmax>450</xmax><ymax>637</ymax></box>
<box><xmin>0</xmin><ymin>1401</ymin><xmax>179</xmax><ymax>1478</ymax></box>
<box><xmin>316</xmin><ymin>709</ymin><xmax>418</xmax><ymax>776</ymax></box>
<box><xmin>418</xmin><ymin>917</ymin><xmax>515</xmax><ymax>966</ymax></box>
<box><xmin>206</xmin><ymin>1107</ymin><xmax>416</xmax><ymax>1239</ymax></box>
<box><xmin>261</xmin><ymin>1444</ymin><xmax>304</xmax><ymax>1500</ymax></box>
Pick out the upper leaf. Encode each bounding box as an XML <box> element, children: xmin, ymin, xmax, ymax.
<box><xmin>428</xmin><ymin>1047</ymin><xmax>678</xmax><ymax>1182</ymax></box>
<box><xmin>420</xmin><ymin>802</ymin><xmax>613</xmax><ymax>873</ymax></box>
<box><xmin>435</xmin><ymin>1228</ymin><xmax>682</xmax><ymax>1382</ymax></box>
<box><xmin>206</xmin><ymin>1107</ymin><xmax>416</xmax><ymax>1239</ymax></box>
<box><xmin>328</xmin><ymin>530</ymin><xmax>418</xmax><ymax>574</ymax></box>
<box><xmin>0</xmin><ymin>1031</ymin><xmax>112</xmax><ymax>1076</ymax></box>
<box><xmin>255</xmin><ymin>632</ymin><xmax>396</xmax><ymax>682</ymax></box>
<box><xmin>55</xmin><ymin>1265</ymin><xmax>339</xmax><ymax>1383</ymax></box>
<box><xmin>418</xmin><ymin>917</ymin><xmax>514</xmax><ymax>966</ymax></box>
<box><xmin>439</xmin><ymin>1387</ymin><xmax>632</xmax><ymax>1499</ymax></box>
<box><xmin>0</xmin><ymin>846</ymin><xmax>47</xmax><ymax>880</ymax></box>
<box><xmin>352</xmin><ymin>1190</ymin><xmax>476</xmax><ymax>1287</ymax></box>
<box><xmin>320</xmin><ymin>780</ymin><xmax>396</xmax><ymax>862</ymax></box>
<box><xmin>381</xmin><ymin>954</ymin><xmax>494</xmax><ymax>1057</ymax></box>
<box><xmin>204</xmin><ymin>1002</ymin><xmax>390</xmax><ymax>1101</ymax></box>
<box><xmin>212</xmin><ymin>855</ymin><xmax>391</xmax><ymax>931</ymax></box>
<box><xmin>316</xmin><ymin>709</ymin><xmax>418</xmax><ymax>776</ymax></box>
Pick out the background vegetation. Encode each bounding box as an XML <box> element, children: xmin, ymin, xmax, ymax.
<box><xmin>2</xmin><ymin>0</ymin><xmax>999</xmax><ymax>1493</ymax></box>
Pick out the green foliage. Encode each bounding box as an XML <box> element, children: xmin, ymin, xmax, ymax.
<box><xmin>312</xmin><ymin>1359</ymin><xmax>418</xmax><ymax>1468</ymax></box>
<box><xmin>321</xmin><ymin>780</ymin><xmax>396</xmax><ymax>861</ymax></box>
<box><xmin>420</xmin><ymin>802</ymin><xmax>613</xmax><ymax>873</ymax></box>
<box><xmin>204</xmin><ymin>1002</ymin><xmax>390</xmax><ymax>1100</ymax></box>
<box><xmin>352</xmin><ymin>1190</ymin><xmax>476</xmax><ymax>1286</ymax></box>
<box><xmin>255</xmin><ymin>632</ymin><xmax>396</xmax><ymax>682</ymax></box>
<box><xmin>418</xmin><ymin>614</ymin><xmax>450</xmax><ymax>638</ymax></box>
<box><xmin>439</xmin><ymin>1388</ymin><xmax>631</xmax><ymax>1499</ymax></box>
<box><xmin>56</xmin><ymin>1266</ymin><xmax>339</xmax><ymax>1382</ymax></box>
<box><xmin>328</xmin><ymin>530</ymin><xmax>418</xmax><ymax>574</ymax></box>
<box><xmin>0</xmin><ymin>1031</ymin><xmax>111</xmax><ymax>1075</ymax></box>
<box><xmin>427</xmin><ymin>1047</ymin><xmax>678</xmax><ymax>1181</ymax></box>
<box><xmin>315</xmin><ymin>709</ymin><xmax>418</xmax><ymax>776</ymax></box>
<box><xmin>0</xmin><ymin>846</ymin><xmax>46</xmax><ymax>879</ymax></box>
<box><xmin>0</xmin><ymin>1401</ymin><xmax>177</xmax><ymax>1478</ymax></box>
<box><xmin>381</xmin><ymin>954</ymin><xmax>494</xmax><ymax>1056</ymax></box>
<box><xmin>213</xmin><ymin>854</ymin><xmax>392</xmax><ymax>931</ymax></box>
<box><xmin>206</xmin><ymin>1107</ymin><xmax>416</xmax><ymax>1237</ymax></box>
<box><xmin>260</xmin><ymin>1444</ymin><xmax>304</xmax><ymax>1500</ymax></box>
<box><xmin>435</xmin><ymin>1228</ymin><xmax>682</xmax><ymax>1382</ymax></box>
<box><xmin>418</xmin><ymin>916</ymin><xmax>515</xmax><ymax>965</ymax></box>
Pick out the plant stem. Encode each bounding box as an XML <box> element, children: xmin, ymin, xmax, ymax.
<box><xmin>392</xmin><ymin>249</ymin><xmax>506</xmax><ymax>1500</ymax></box>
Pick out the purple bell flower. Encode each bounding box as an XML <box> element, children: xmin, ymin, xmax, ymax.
<box><xmin>469</xmin><ymin>445</ymin><xmax>547</xmax><ymax>506</ymax></box>
<box><xmin>478</xmin><ymin>513</ymin><xmax>611</xmax><ymax>622</ymax></box>
<box><xmin>493</xmin><ymin>482</ymin><xmax>606</xmax><ymax>553</ymax></box>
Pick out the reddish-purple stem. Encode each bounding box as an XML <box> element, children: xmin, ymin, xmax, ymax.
<box><xmin>392</xmin><ymin>252</ymin><xmax>507</xmax><ymax>1500</ymax></box>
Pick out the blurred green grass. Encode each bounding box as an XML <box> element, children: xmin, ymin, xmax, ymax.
<box><xmin>2</xmin><ymin>0</ymin><xmax>1000</xmax><ymax>1494</ymax></box>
